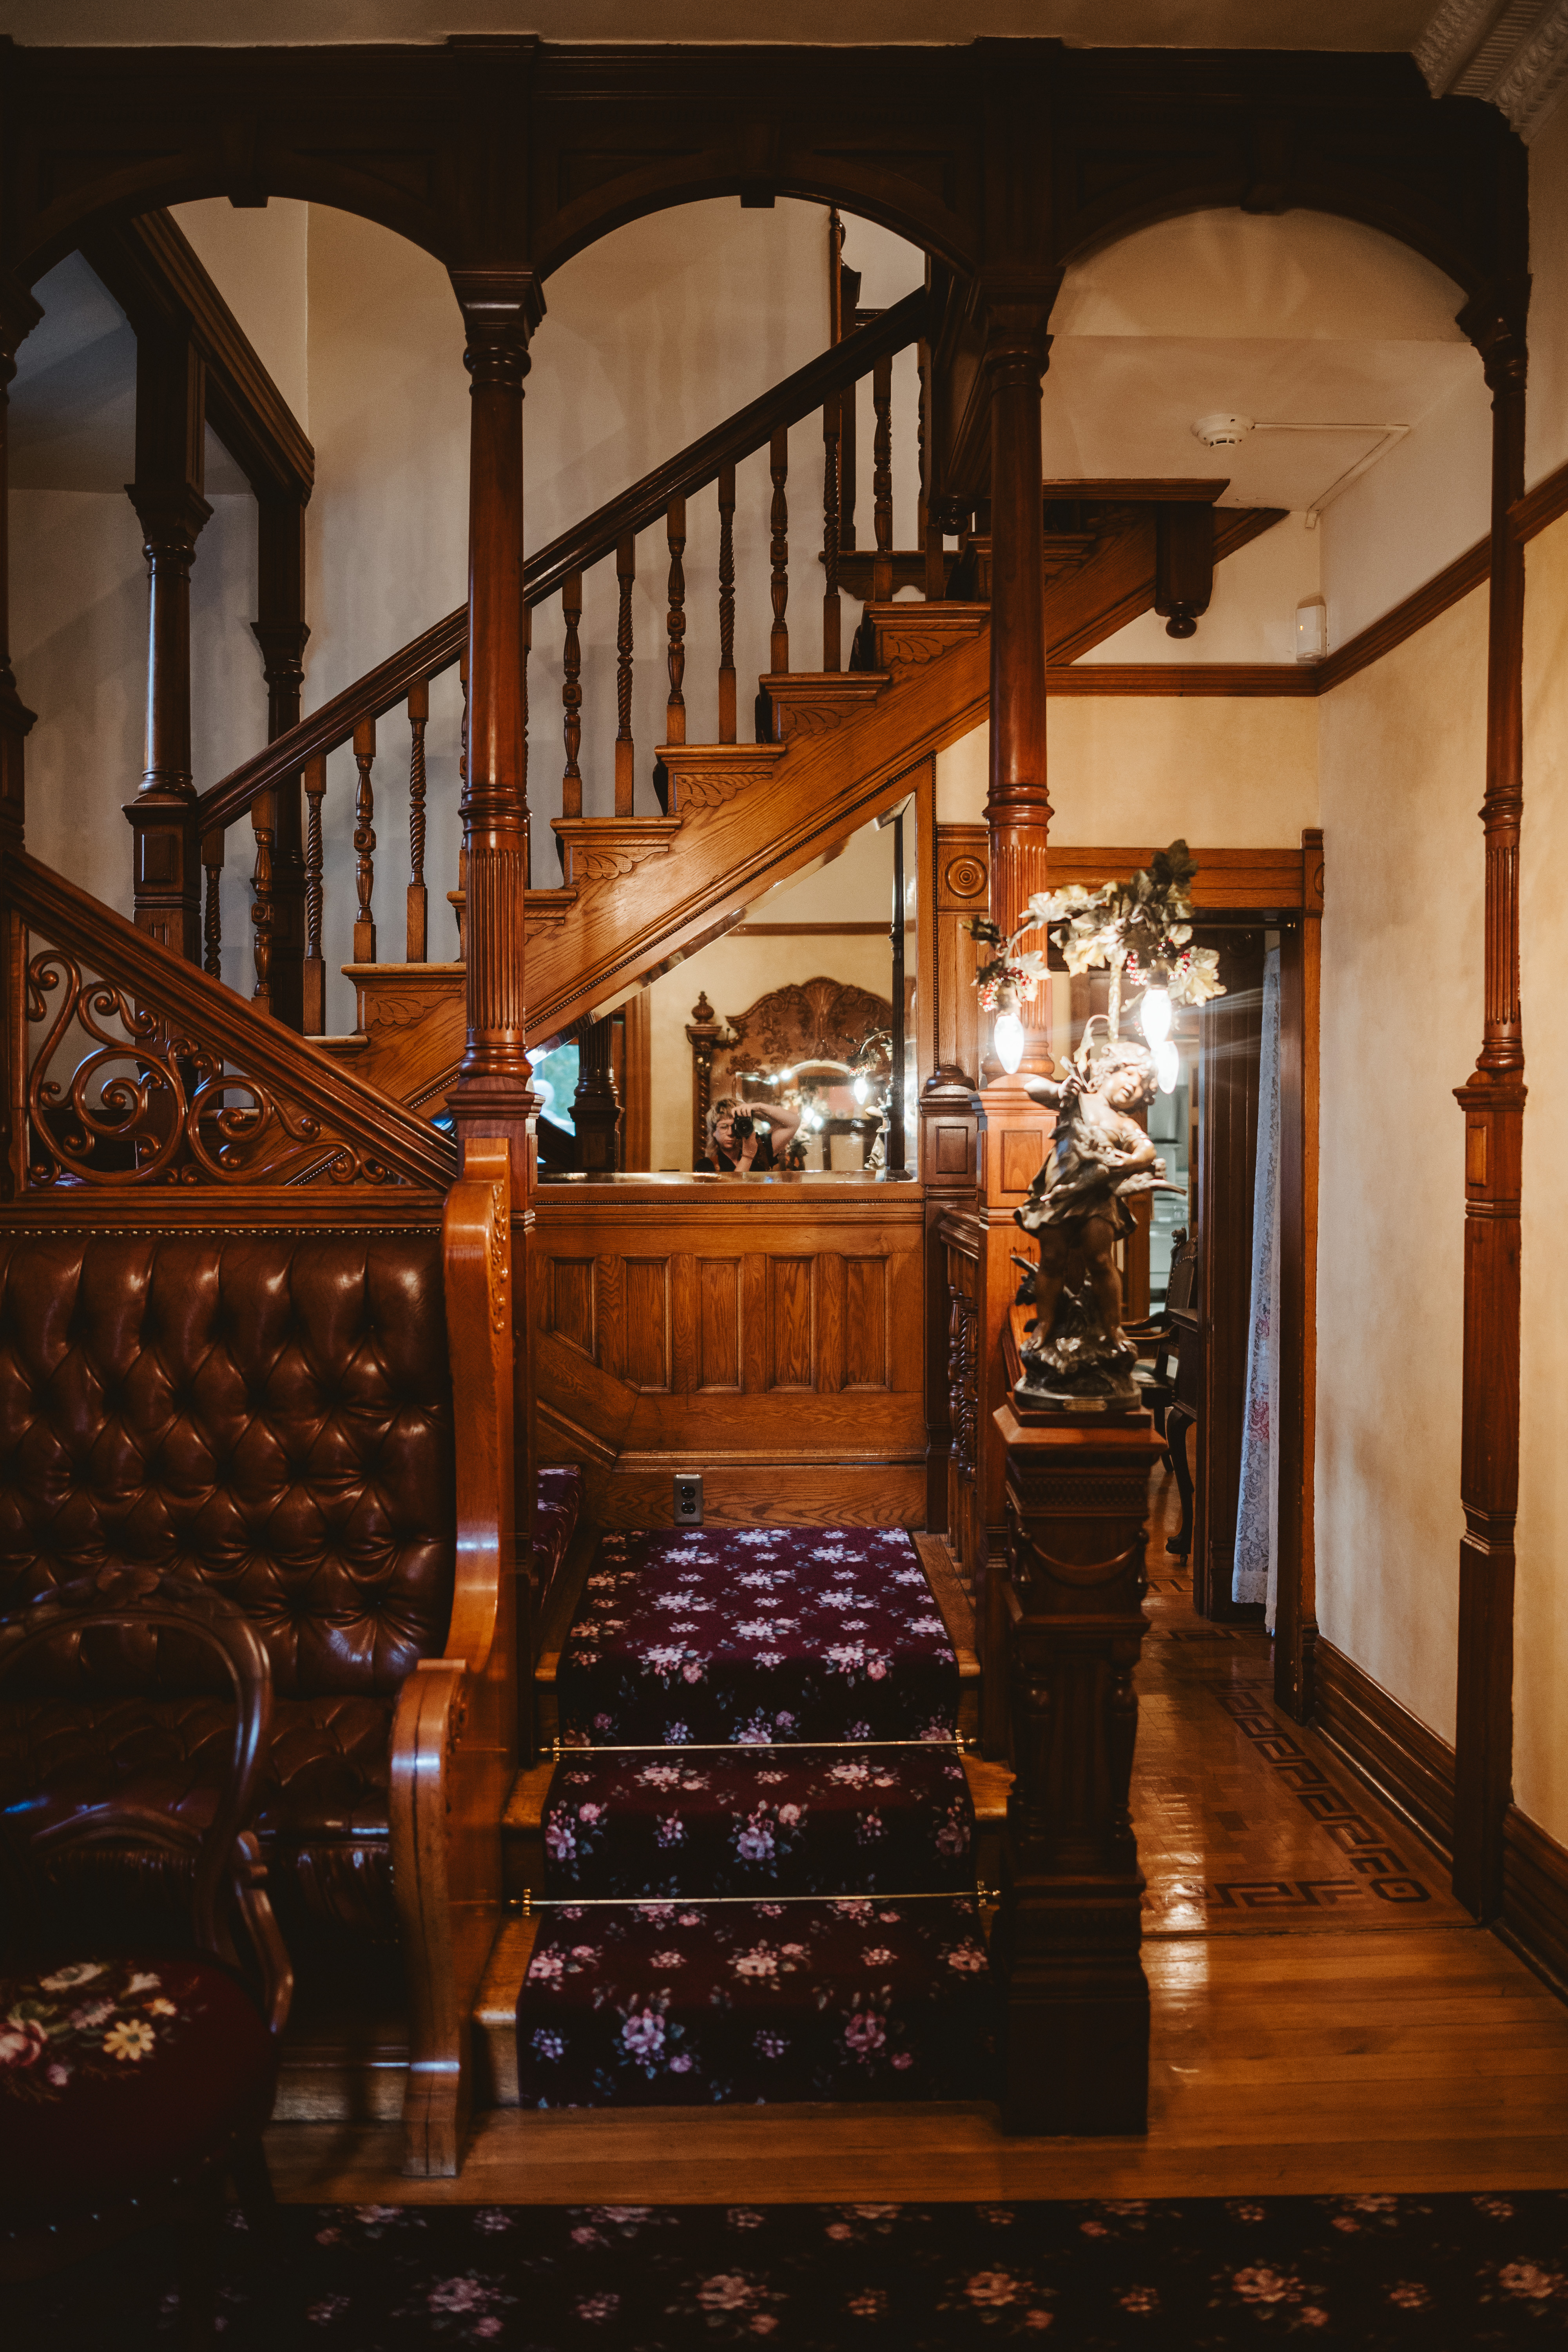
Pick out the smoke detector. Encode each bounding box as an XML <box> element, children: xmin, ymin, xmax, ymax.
<box><xmin>1192</xmin><ymin>413</ymin><xmax>1254</xmax><ymax>448</ymax></box>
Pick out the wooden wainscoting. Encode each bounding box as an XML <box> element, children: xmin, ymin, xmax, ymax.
<box><xmin>531</xmin><ymin>1176</ymin><xmax>926</xmax><ymax>1527</ymax></box>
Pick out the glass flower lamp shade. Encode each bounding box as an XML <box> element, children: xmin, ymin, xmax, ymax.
<box><xmin>1140</xmin><ymin>983</ymin><xmax>1173</xmax><ymax>1047</ymax></box>
<box><xmin>993</xmin><ymin>1005</ymin><xmax>1026</xmax><ymax>1075</ymax></box>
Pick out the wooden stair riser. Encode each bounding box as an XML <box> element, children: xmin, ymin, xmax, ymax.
<box><xmin>758</xmin><ymin>671</ymin><xmax>888</xmax><ymax>742</ymax></box>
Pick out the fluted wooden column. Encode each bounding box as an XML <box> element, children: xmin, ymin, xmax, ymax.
<box><xmin>124</xmin><ymin>322</ymin><xmax>210</xmax><ymax>962</ymax></box>
<box><xmin>448</xmin><ymin>268</ymin><xmax>545</xmax><ymax>1187</ymax></box>
<box><xmin>982</xmin><ymin>279</ymin><xmax>1056</xmax><ymax>1076</ymax></box>
<box><xmin>1453</xmin><ymin>305</ymin><xmax>1528</xmax><ymax>1923</ymax></box>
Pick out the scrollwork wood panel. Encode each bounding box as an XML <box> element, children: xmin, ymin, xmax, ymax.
<box><xmin>531</xmin><ymin>1184</ymin><xmax>925</xmax><ymax>1526</ymax></box>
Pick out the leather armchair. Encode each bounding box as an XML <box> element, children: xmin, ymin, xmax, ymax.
<box><xmin>0</xmin><ymin>1138</ymin><xmax>518</xmax><ymax>2177</ymax></box>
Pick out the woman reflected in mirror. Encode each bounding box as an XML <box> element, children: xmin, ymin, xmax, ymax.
<box><xmin>698</xmin><ymin>1093</ymin><xmax>803</xmax><ymax>1173</ymax></box>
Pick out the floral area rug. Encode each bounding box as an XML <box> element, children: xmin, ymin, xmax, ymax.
<box><xmin>29</xmin><ymin>2192</ymin><xmax>1568</xmax><ymax>2348</ymax></box>
<box><xmin>520</xmin><ymin>1527</ymin><xmax>988</xmax><ymax>2109</ymax></box>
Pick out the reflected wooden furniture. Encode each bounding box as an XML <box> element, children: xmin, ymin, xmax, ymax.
<box><xmin>0</xmin><ymin>1572</ymin><xmax>292</xmax><ymax>2344</ymax></box>
<box><xmin>689</xmin><ymin>974</ymin><xmax>892</xmax><ymax>1170</ymax></box>
<box><xmin>1128</xmin><ymin>1227</ymin><xmax>1196</xmax><ymax>1435</ymax></box>
<box><xmin>532</xmin><ymin>1173</ymin><xmax>924</xmax><ymax>1527</ymax></box>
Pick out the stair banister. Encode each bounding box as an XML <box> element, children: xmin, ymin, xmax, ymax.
<box><xmin>193</xmin><ymin>288</ymin><xmax>929</xmax><ymax>845</ymax></box>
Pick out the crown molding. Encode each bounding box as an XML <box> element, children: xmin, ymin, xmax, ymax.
<box><xmin>1416</xmin><ymin>0</ymin><xmax>1568</xmax><ymax>143</ymax></box>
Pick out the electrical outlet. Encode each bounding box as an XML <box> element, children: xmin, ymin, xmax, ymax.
<box><xmin>673</xmin><ymin>1472</ymin><xmax>703</xmax><ymax>1525</ymax></box>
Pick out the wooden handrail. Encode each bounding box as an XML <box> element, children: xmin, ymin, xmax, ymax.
<box><xmin>2</xmin><ymin>847</ymin><xmax>457</xmax><ymax>1191</ymax></box>
<box><xmin>194</xmin><ymin>288</ymin><xmax>928</xmax><ymax>839</ymax></box>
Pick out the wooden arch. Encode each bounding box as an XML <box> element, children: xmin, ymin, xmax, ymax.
<box><xmin>0</xmin><ymin>39</ymin><xmax>1528</xmax><ymax>343</ymax></box>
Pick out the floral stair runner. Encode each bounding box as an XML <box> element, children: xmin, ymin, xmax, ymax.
<box><xmin>515</xmin><ymin>1525</ymin><xmax>995</xmax><ymax>2107</ymax></box>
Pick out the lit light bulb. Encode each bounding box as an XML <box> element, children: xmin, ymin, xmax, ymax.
<box><xmin>852</xmin><ymin>1073</ymin><xmax>870</xmax><ymax>1105</ymax></box>
<box><xmin>1156</xmin><ymin>1039</ymin><xmax>1179</xmax><ymax>1095</ymax></box>
<box><xmin>994</xmin><ymin>1010</ymin><xmax>1026</xmax><ymax>1074</ymax></box>
<box><xmin>1140</xmin><ymin>985</ymin><xmax>1173</xmax><ymax>1047</ymax></box>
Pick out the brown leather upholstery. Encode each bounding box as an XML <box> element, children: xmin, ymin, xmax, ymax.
<box><xmin>0</xmin><ymin>1233</ymin><xmax>456</xmax><ymax>1935</ymax></box>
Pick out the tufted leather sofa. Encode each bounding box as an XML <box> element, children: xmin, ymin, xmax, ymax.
<box><xmin>0</xmin><ymin>1231</ymin><xmax>459</xmax><ymax>1943</ymax></box>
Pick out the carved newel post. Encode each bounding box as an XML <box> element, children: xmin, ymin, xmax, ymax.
<box><xmin>990</xmin><ymin>1402</ymin><xmax>1164</xmax><ymax>2136</ymax></box>
<box><xmin>573</xmin><ymin>1014</ymin><xmax>622</xmax><ymax>1173</ymax></box>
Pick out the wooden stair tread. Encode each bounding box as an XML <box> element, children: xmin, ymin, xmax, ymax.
<box><xmin>963</xmin><ymin>1753</ymin><xmax>1013</xmax><ymax>1824</ymax></box>
<box><xmin>504</xmin><ymin>1760</ymin><xmax>556</xmax><ymax>1833</ymax></box>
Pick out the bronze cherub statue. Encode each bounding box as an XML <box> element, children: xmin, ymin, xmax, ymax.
<box><xmin>1013</xmin><ymin>1024</ymin><xmax>1187</xmax><ymax>1413</ymax></box>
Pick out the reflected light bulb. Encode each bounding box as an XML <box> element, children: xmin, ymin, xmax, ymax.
<box><xmin>1140</xmin><ymin>985</ymin><xmax>1172</xmax><ymax>1047</ymax></box>
<box><xmin>994</xmin><ymin>1010</ymin><xmax>1026</xmax><ymax>1074</ymax></box>
<box><xmin>1156</xmin><ymin>1039</ymin><xmax>1179</xmax><ymax>1095</ymax></box>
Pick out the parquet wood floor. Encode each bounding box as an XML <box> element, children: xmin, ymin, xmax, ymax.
<box><xmin>266</xmin><ymin>1471</ymin><xmax>1568</xmax><ymax>2203</ymax></box>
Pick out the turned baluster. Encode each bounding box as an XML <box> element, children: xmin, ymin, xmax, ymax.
<box><xmin>872</xmin><ymin>350</ymin><xmax>894</xmax><ymax>604</ymax></box>
<box><xmin>562</xmin><ymin>570</ymin><xmax>584</xmax><ymax>818</ymax></box>
<box><xmin>615</xmin><ymin>532</ymin><xmax>635</xmax><ymax>817</ymax></box>
<box><xmin>665</xmin><ymin>496</ymin><xmax>687</xmax><ymax>745</ymax></box>
<box><xmin>250</xmin><ymin>788</ymin><xmax>276</xmax><ymax>1003</ymax></box>
<box><xmin>201</xmin><ymin>827</ymin><xmax>223</xmax><ymax>981</ymax></box>
<box><xmin>822</xmin><ymin>390</ymin><xmax>842</xmax><ymax>671</ymax></box>
<box><xmin>918</xmin><ymin>339</ymin><xmax>946</xmax><ymax>603</ymax></box>
<box><xmin>769</xmin><ymin>428</ymin><xmax>790</xmax><ymax>675</ymax></box>
<box><xmin>717</xmin><ymin>464</ymin><xmax>736</xmax><ymax>744</ymax></box>
<box><xmin>407</xmin><ymin>675</ymin><xmax>429</xmax><ymax>962</ymax></box>
<box><xmin>352</xmin><ymin>714</ymin><xmax>376</xmax><ymax>966</ymax></box>
<box><xmin>302</xmin><ymin>753</ymin><xmax>326</xmax><ymax>1034</ymax></box>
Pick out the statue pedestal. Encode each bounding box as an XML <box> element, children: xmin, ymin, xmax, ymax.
<box><xmin>990</xmin><ymin>1402</ymin><xmax>1164</xmax><ymax>2136</ymax></box>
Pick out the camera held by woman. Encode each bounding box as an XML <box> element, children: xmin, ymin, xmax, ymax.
<box><xmin>698</xmin><ymin>1094</ymin><xmax>802</xmax><ymax>1173</ymax></box>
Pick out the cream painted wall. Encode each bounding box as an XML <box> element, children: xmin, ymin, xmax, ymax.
<box><xmin>1515</xmin><ymin>512</ymin><xmax>1568</xmax><ymax>1841</ymax></box>
<box><xmin>1314</xmin><ymin>588</ymin><xmax>1486</xmax><ymax>1744</ymax></box>
<box><xmin>1526</xmin><ymin>102</ymin><xmax>1568</xmax><ymax>491</ymax></box>
<box><xmin>173</xmin><ymin>200</ymin><xmax>311</xmax><ymax>431</ymax></box>
<box><xmin>645</xmin><ymin>820</ymin><xmax>904</xmax><ymax>1171</ymax></box>
<box><xmin>1317</xmin><ymin>368</ymin><xmax>1491</xmax><ymax>652</ymax></box>
<box><xmin>1080</xmin><ymin>511</ymin><xmax>1320</xmax><ymax>666</ymax></box>
<box><xmin>934</xmin><ymin>698</ymin><xmax>1318</xmax><ymax>845</ymax></box>
<box><xmin>11</xmin><ymin>488</ymin><xmax>146</xmax><ymax>904</ymax></box>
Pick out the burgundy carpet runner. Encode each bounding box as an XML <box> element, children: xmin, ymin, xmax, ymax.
<box><xmin>517</xmin><ymin>1525</ymin><xmax>994</xmax><ymax>2109</ymax></box>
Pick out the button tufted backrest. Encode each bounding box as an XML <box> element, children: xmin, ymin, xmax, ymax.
<box><xmin>0</xmin><ymin>1233</ymin><xmax>456</xmax><ymax>1697</ymax></box>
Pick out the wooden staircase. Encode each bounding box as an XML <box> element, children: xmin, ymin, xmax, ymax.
<box><xmin>178</xmin><ymin>290</ymin><xmax>1283</xmax><ymax>1126</ymax></box>
<box><xmin>470</xmin><ymin>1521</ymin><xmax>1002</xmax><ymax>2114</ymax></box>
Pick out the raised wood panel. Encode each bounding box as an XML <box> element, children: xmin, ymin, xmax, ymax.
<box><xmin>846</xmin><ymin>1257</ymin><xmax>889</xmax><ymax>1389</ymax></box>
<box><xmin>697</xmin><ymin>1258</ymin><xmax>743</xmax><ymax>1391</ymax></box>
<box><xmin>531</xmin><ymin>1182</ymin><xmax>925</xmax><ymax>1524</ymax></box>
<box><xmin>623</xmin><ymin>1258</ymin><xmax>671</xmax><ymax>1391</ymax></box>
<box><xmin>549</xmin><ymin>1258</ymin><xmax>596</xmax><ymax>1358</ymax></box>
<box><xmin>770</xmin><ymin>1257</ymin><xmax>816</xmax><ymax>1389</ymax></box>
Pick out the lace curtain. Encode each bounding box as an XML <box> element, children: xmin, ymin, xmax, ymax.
<box><xmin>1233</xmin><ymin>946</ymin><xmax>1281</xmax><ymax>1626</ymax></box>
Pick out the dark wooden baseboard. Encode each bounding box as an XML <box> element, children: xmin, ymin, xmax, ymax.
<box><xmin>1312</xmin><ymin>1637</ymin><xmax>1568</xmax><ymax>1998</ymax></box>
<box><xmin>1314</xmin><ymin>1637</ymin><xmax>1456</xmax><ymax>1861</ymax></box>
<box><xmin>1503</xmin><ymin>1808</ymin><xmax>1568</xmax><ymax>1995</ymax></box>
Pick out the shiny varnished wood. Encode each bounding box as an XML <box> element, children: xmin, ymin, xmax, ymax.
<box><xmin>390</xmin><ymin>1139</ymin><xmax>518</xmax><ymax>2178</ymax></box>
<box><xmin>532</xmin><ymin>1175</ymin><xmax>926</xmax><ymax>1527</ymax></box>
<box><xmin>266</xmin><ymin>1476</ymin><xmax>1568</xmax><ymax>2203</ymax></box>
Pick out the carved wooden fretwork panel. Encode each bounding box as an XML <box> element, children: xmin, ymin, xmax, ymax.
<box><xmin>24</xmin><ymin>942</ymin><xmax>418</xmax><ymax>1189</ymax></box>
<box><xmin>712</xmin><ymin>974</ymin><xmax>893</xmax><ymax>1097</ymax></box>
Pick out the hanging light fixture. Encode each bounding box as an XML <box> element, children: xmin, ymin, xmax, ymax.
<box><xmin>1139</xmin><ymin>981</ymin><xmax>1173</xmax><ymax>1047</ymax></box>
<box><xmin>993</xmin><ymin>990</ymin><xmax>1026</xmax><ymax>1075</ymax></box>
<box><xmin>1155</xmin><ymin>1038</ymin><xmax>1180</xmax><ymax>1095</ymax></box>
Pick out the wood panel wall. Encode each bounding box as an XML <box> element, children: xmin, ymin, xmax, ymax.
<box><xmin>532</xmin><ymin>1178</ymin><xmax>925</xmax><ymax>1527</ymax></box>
